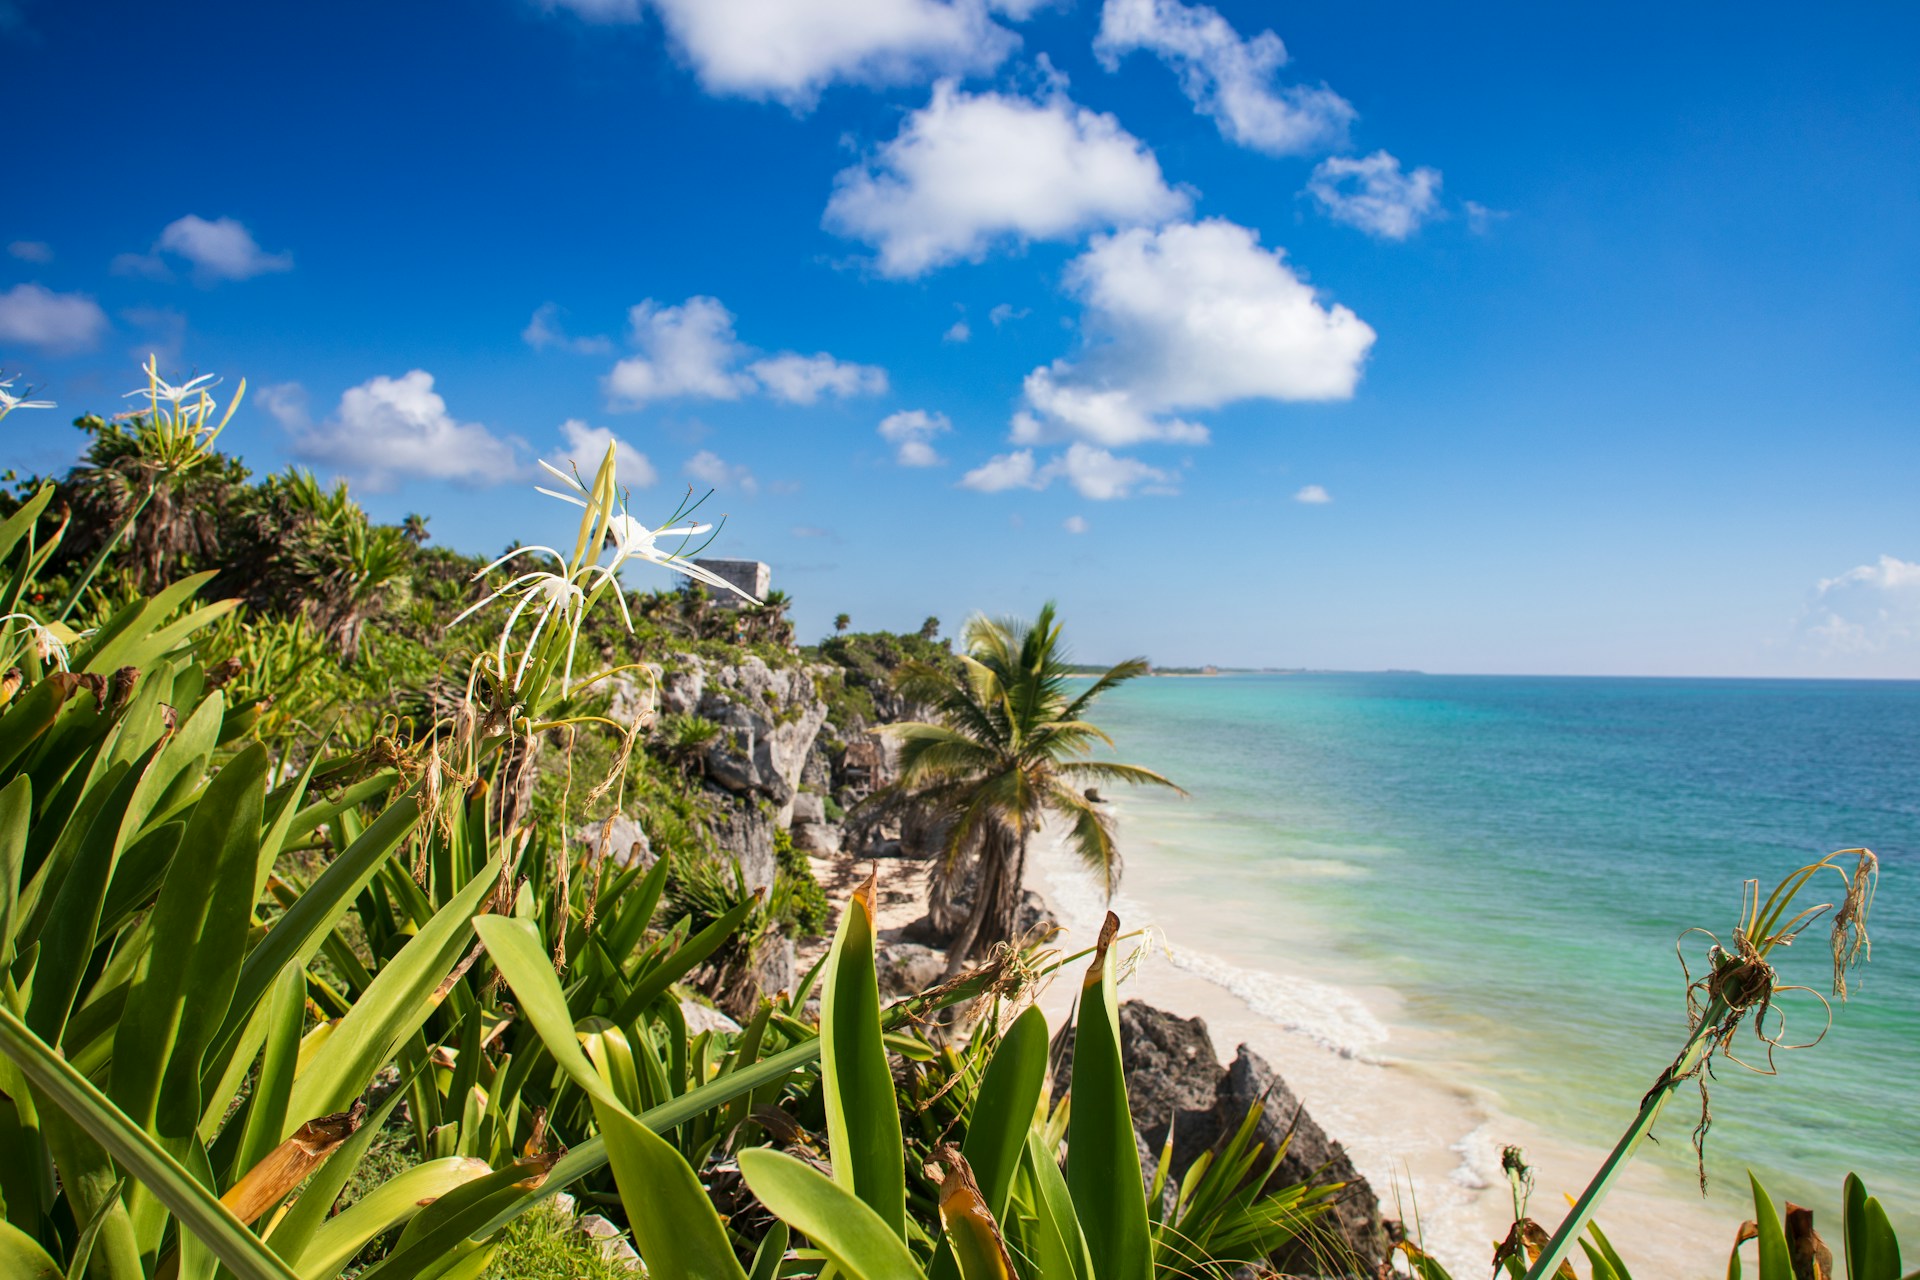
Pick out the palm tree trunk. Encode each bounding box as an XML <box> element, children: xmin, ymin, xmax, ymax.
<box><xmin>941</xmin><ymin>826</ymin><xmax>1029</xmax><ymax>979</ymax></box>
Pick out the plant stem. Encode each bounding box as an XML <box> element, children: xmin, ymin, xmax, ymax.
<box><xmin>1524</xmin><ymin>1007</ymin><xmax>1723</xmax><ymax>1279</ymax></box>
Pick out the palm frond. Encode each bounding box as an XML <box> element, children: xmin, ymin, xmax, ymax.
<box><xmin>1056</xmin><ymin>760</ymin><xmax>1188</xmax><ymax>796</ymax></box>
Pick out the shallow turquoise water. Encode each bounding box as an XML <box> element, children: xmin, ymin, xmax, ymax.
<box><xmin>1087</xmin><ymin>673</ymin><xmax>1919</xmax><ymax>1241</ymax></box>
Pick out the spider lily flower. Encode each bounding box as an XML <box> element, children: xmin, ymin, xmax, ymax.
<box><xmin>1</xmin><ymin>612</ymin><xmax>83</xmax><ymax>671</ymax></box>
<box><xmin>606</xmin><ymin>513</ymin><xmax>760</xmax><ymax>604</ymax></box>
<box><xmin>116</xmin><ymin>353</ymin><xmax>244</xmax><ymax>473</ymax></box>
<box><xmin>534</xmin><ymin>459</ymin><xmax>761</xmax><ymax>604</ymax></box>
<box><xmin>0</xmin><ymin>376</ymin><xmax>56</xmax><ymax>421</ymax></box>
<box><xmin>450</xmin><ymin>545</ymin><xmax>625</xmax><ymax>694</ymax></box>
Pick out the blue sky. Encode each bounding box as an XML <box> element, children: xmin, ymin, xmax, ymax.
<box><xmin>3</xmin><ymin>0</ymin><xmax>1916</xmax><ymax>676</ymax></box>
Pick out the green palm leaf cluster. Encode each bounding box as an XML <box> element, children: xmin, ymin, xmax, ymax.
<box><xmin>884</xmin><ymin>602</ymin><xmax>1184</xmax><ymax>973</ymax></box>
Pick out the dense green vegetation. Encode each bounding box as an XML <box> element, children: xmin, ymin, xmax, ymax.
<box><xmin>0</xmin><ymin>365</ymin><xmax>1902</xmax><ymax>1280</ymax></box>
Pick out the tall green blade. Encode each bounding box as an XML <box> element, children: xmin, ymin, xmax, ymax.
<box><xmin>963</xmin><ymin>1003</ymin><xmax>1047</xmax><ymax>1220</ymax></box>
<box><xmin>474</xmin><ymin>914</ymin><xmax>748</xmax><ymax>1279</ymax></box>
<box><xmin>110</xmin><ymin>744</ymin><xmax>267</xmax><ymax>1135</ymax></box>
<box><xmin>739</xmin><ymin>1148</ymin><xmax>926</xmax><ymax>1280</ymax></box>
<box><xmin>1749</xmin><ymin>1174</ymin><xmax>1793</xmax><ymax>1280</ymax></box>
<box><xmin>1065</xmin><ymin>912</ymin><xmax>1151</xmax><ymax>1280</ymax></box>
<box><xmin>0</xmin><ymin>1005</ymin><xmax>300</xmax><ymax>1280</ymax></box>
<box><xmin>285</xmin><ymin>855</ymin><xmax>498</xmax><ymax>1122</ymax></box>
<box><xmin>821</xmin><ymin>875</ymin><xmax>906</xmax><ymax>1238</ymax></box>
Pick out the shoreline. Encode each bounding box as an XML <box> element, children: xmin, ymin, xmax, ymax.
<box><xmin>802</xmin><ymin>814</ymin><xmax>1735</xmax><ymax>1276</ymax></box>
<box><xmin>1017</xmin><ymin>817</ymin><xmax>1734</xmax><ymax>1279</ymax></box>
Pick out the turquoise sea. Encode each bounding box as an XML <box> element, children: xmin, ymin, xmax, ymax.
<box><xmin>1084</xmin><ymin>673</ymin><xmax>1918</xmax><ymax>1245</ymax></box>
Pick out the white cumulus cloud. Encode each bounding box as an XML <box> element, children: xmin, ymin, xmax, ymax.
<box><xmin>1798</xmin><ymin>555</ymin><xmax>1920</xmax><ymax>657</ymax></box>
<box><xmin>1293</xmin><ymin>483</ymin><xmax>1332</xmax><ymax>503</ymax></box>
<box><xmin>960</xmin><ymin>441</ymin><xmax>1172</xmax><ymax>499</ymax></box>
<box><xmin>288</xmin><ymin>371</ymin><xmax>524</xmax><ymax>491</ymax></box>
<box><xmin>747</xmin><ymin>351</ymin><xmax>888</xmax><ymax>404</ymax></box>
<box><xmin>549</xmin><ymin>419</ymin><xmax>657</xmax><ymax>489</ymax></box>
<box><xmin>117</xmin><ymin>215</ymin><xmax>293</xmax><ymax>283</ymax></box>
<box><xmin>1012</xmin><ymin>218</ymin><xmax>1375</xmax><ymax>447</ymax></box>
<box><xmin>544</xmin><ymin>0</ymin><xmax>1021</xmax><ymax>107</ymax></box>
<box><xmin>825</xmin><ymin>80</ymin><xmax>1188</xmax><ymax>277</ymax></box>
<box><xmin>960</xmin><ymin>449</ymin><xmax>1046</xmax><ymax>493</ymax></box>
<box><xmin>1095</xmin><ymin>0</ymin><xmax>1353</xmax><ymax>157</ymax></box>
<box><xmin>604</xmin><ymin>296</ymin><xmax>886</xmax><ymax>410</ymax></box>
<box><xmin>1308</xmin><ymin>151</ymin><xmax>1443</xmax><ymax>240</ymax></box>
<box><xmin>686</xmin><ymin>448</ymin><xmax>758</xmax><ymax>493</ymax></box>
<box><xmin>878</xmin><ymin>408</ymin><xmax>952</xmax><ymax>466</ymax></box>
<box><xmin>606</xmin><ymin>297</ymin><xmax>755</xmax><ymax>406</ymax></box>
<box><xmin>0</xmin><ymin>283</ymin><xmax>109</xmax><ymax>354</ymax></box>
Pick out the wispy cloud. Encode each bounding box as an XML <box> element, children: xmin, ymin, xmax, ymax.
<box><xmin>1095</xmin><ymin>0</ymin><xmax>1353</xmax><ymax>157</ymax></box>
<box><xmin>1308</xmin><ymin>151</ymin><xmax>1443</xmax><ymax>240</ymax></box>
<box><xmin>878</xmin><ymin>408</ymin><xmax>952</xmax><ymax>466</ymax></box>
<box><xmin>686</xmin><ymin>448</ymin><xmax>758</xmax><ymax>493</ymax></box>
<box><xmin>1063</xmin><ymin>514</ymin><xmax>1088</xmax><ymax>533</ymax></box>
<box><xmin>6</xmin><ymin>240</ymin><xmax>52</xmax><ymax>263</ymax></box>
<box><xmin>961</xmin><ymin>441</ymin><xmax>1173</xmax><ymax>499</ymax></box>
<box><xmin>1293</xmin><ymin>483</ymin><xmax>1332</xmax><ymax>504</ymax></box>
<box><xmin>1797</xmin><ymin>555</ymin><xmax>1920</xmax><ymax>657</ymax></box>
<box><xmin>523</xmin><ymin>302</ymin><xmax>614</xmax><ymax>354</ymax></box>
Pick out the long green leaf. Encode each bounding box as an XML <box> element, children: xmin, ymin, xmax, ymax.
<box><xmin>285</xmin><ymin>856</ymin><xmax>498</xmax><ymax>1122</ymax></box>
<box><xmin>0</xmin><ymin>1005</ymin><xmax>299</xmax><ymax>1280</ymax></box>
<box><xmin>111</xmin><ymin>744</ymin><xmax>267</xmax><ymax>1135</ymax></box>
<box><xmin>295</xmin><ymin>1157</ymin><xmax>492</xmax><ymax>1280</ymax></box>
<box><xmin>1749</xmin><ymin>1174</ymin><xmax>1793</xmax><ymax>1280</ymax></box>
<box><xmin>211</xmin><ymin>791</ymin><xmax>424</xmax><ymax>1070</ymax></box>
<box><xmin>474</xmin><ymin>914</ymin><xmax>747</xmax><ymax>1279</ymax></box>
<box><xmin>594</xmin><ymin>1100</ymin><xmax>748</xmax><ymax>1280</ymax></box>
<box><xmin>0</xmin><ymin>1216</ymin><xmax>63</xmax><ymax>1280</ymax></box>
<box><xmin>0</xmin><ymin>774</ymin><xmax>29</xmax><ymax>969</ymax></box>
<box><xmin>739</xmin><ymin>1148</ymin><xmax>925</xmax><ymax>1280</ymax></box>
<box><xmin>612</xmin><ymin>893</ymin><xmax>759</xmax><ymax>1025</ymax></box>
<box><xmin>821</xmin><ymin>875</ymin><xmax>906</xmax><ymax>1238</ymax></box>
<box><xmin>1065</xmin><ymin>912</ymin><xmax>1151</xmax><ymax>1280</ymax></box>
<box><xmin>964</xmin><ymin>1003</ymin><xmax>1047</xmax><ymax>1220</ymax></box>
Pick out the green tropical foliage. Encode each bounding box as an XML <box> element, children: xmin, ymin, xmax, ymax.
<box><xmin>0</xmin><ymin>363</ymin><xmax>1903</xmax><ymax>1280</ymax></box>
<box><xmin>880</xmin><ymin>603</ymin><xmax>1184</xmax><ymax>973</ymax></box>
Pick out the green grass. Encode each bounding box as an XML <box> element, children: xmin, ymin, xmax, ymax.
<box><xmin>481</xmin><ymin>1207</ymin><xmax>640</xmax><ymax>1280</ymax></box>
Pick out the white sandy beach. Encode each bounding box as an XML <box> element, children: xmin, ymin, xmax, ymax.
<box><xmin>807</xmin><ymin>811</ymin><xmax>1736</xmax><ymax>1277</ymax></box>
<box><xmin>1019</xmin><ymin>818</ymin><xmax>1736</xmax><ymax>1279</ymax></box>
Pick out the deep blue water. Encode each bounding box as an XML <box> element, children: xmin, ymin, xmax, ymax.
<box><xmin>1088</xmin><ymin>673</ymin><xmax>1919</xmax><ymax>1238</ymax></box>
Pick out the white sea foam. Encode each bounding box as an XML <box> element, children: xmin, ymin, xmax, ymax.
<box><xmin>1035</xmin><ymin>836</ymin><xmax>1390</xmax><ymax>1061</ymax></box>
<box><xmin>1159</xmin><ymin>942</ymin><xmax>1391</xmax><ymax>1061</ymax></box>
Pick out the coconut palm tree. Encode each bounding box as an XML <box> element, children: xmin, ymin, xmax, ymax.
<box><xmin>834</xmin><ymin>612</ymin><xmax>851</xmax><ymax>633</ymax></box>
<box><xmin>882</xmin><ymin>602</ymin><xmax>1182</xmax><ymax>975</ymax></box>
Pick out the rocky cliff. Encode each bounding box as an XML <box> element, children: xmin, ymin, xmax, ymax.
<box><xmin>1051</xmin><ymin>1000</ymin><xmax>1394</xmax><ymax>1278</ymax></box>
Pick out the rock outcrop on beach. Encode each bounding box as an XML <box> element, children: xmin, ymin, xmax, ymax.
<box><xmin>1051</xmin><ymin>1000</ymin><xmax>1392</xmax><ymax>1278</ymax></box>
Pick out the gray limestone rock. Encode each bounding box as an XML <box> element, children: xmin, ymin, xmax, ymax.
<box><xmin>875</xmin><ymin>942</ymin><xmax>946</xmax><ymax>999</ymax></box>
<box><xmin>574</xmin><ymin>813</ymin><xmax>653</xmax><ymax>868</ymax></box>
<box><xmin>792</xmin><ymin>821</ymin><xmax>842</xmax><ymax>856</ymax></box>
<box><xmin>790</xmin><ymin>791</ymin><xmax>826</xmax><ymax>825</ymax></box>
<box><xmin>1050</xmin><ymin>1000</ymin><xmax>1391</xmax><ymax>1278</ymax></box>
<box><xmin>679</xmin><ymin>999</ymin><xmax>744</xmax><ymax>1035</ymax></box>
